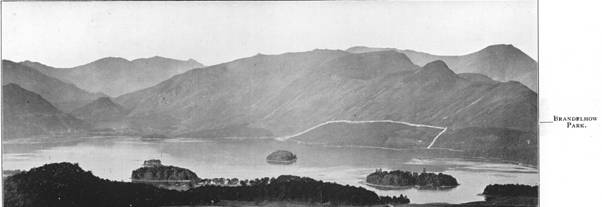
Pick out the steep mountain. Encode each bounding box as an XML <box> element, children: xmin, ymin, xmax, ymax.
<box><xmin>2</xmin><ymin>84</ymin><xmax>88</xmax><ymax>138</ymax></box>
<box><xmin>2</xmin><ymin>60</ymin><xmax>104</xmax><ymax>111</ymax></box>
<box><xmin>21</xmin><ymin>56</ymin><xmax>203</xmax><ymax>97</ymax></box>
<box><xmin>70</xmin><ymin>97</ymin><xmax>128</xmax><ymax>126</ymax></box>
<box><xmin>346</xmin><ymin>44</ymin><xmax>538</xmax><ymax>91</ymax></box>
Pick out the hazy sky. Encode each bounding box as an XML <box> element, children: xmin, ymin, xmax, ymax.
<box><xmin>2</xmin><ymin>1</ymin><xmax>537</xmax><ymax>67</ymax></box>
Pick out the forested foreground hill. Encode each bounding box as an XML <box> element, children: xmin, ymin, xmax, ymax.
<box><xmin>2</xmin><ymin>163</ymin><xmax>538</xmax><ymax>207</ymax></box>
<box><xmin>2</xmin><ymin>163</ymin><xmax>410</xmax><ymax>207</ymax></box>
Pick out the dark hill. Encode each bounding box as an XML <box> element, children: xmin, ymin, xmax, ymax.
<box><xmin>2</xmin><ymin>84</ymin><xmax>88</xmax><ymax>138</ymax></box>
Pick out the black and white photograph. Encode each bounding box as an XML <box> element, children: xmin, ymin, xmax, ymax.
<box><xmin>2</xmin><ymin>0</ymin><xmax>597</xmax><ymax>206</ymax></box>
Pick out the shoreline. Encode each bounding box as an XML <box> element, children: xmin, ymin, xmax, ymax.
<box><xmin>266</xmin><ymin>158</ymin><xmax>297</xmax><ymax>164</ymax></box>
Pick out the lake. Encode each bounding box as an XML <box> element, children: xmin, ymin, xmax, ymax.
<box><xmin>2</xmin><ymin>136</ymin><xmax>538</xmax><ymax>204</ymax></box>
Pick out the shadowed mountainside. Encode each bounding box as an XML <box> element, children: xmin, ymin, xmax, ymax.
<box><xmin>347</xmin><ymin>44</ymin><xmax>538</xmax><ymax>91</ymax></box>
<box><xmin>2</xmin><ymin>60</ymin><xmax>104</xmax><ymax>111</ymax></box>
<box><xmin>21</xmin><ymin>56</ymin><xmax>203</xmax><ymax>97</ymax></box>
<box><xmin>2</xmin><ymin>84</ymin><xmax>89</xmax><ymax>139</ymax></box>
<box><xmin>432</xmin><ymin>127</ymin><xmax>538</xmax><ymax>164</ymax></box>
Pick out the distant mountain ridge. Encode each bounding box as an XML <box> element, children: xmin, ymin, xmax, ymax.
<box><xmin>2</xmin><ymin>60</ymin><xmax>105</xmax><ymax>111</ymax></box>
<box><xmin>346</xmin><ymin>44</ymin><xmax>538</xmax><ymax>91</ymax></box>
<box><xmin>21</xmin><ymin>56</ymin><xmax>203</xmax><ymax>97</ymax></box>
<box><xmin>2</xmin><ymin>84</ymin><xmax>88</xmax><ymax>138</ymax></box>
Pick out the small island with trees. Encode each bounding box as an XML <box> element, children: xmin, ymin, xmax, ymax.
<box><xmin>266</xmin><ymin>150</ymin><xmax>297</xmax><ymax>164</ymax></box>
<box><xmin>482</xmin><ymin>184</ymin><xmax>538</xmax><ymax>198</ymax></box>
<box><xmin>131</xmin><ymin>159</ymin><xmax>200</xmax><ymax>190</ymax></box>
<box><xmin>366</xmin><ymin>168</ymin><xmax>459</xmax><ymax>189</ymax></box>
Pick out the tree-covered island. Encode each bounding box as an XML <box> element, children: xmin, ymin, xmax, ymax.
<box><xmin>366</xmin><ymin>169</ymin><xmax>459</xmax><ymax>188</ymax></box>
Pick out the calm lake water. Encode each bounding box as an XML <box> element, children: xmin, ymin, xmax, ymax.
<box><xmin>2</xmin><ymin>136</ymin><xmax>538</xmax><ymax>204</ymax></box>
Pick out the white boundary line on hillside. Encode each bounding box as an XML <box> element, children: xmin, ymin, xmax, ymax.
<box><xmin>275</xmin><ymin>120</ymin><xmax>447</xmax><ymax>149</ymax></box>
<box><xmin>426</xmin><ymin>127</ymin><xmax>448</xmax><ymax>149</ymax></box>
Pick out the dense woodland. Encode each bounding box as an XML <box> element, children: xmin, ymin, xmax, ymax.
<box><xmin>3</xmin><ymin>163</ymin><xmax>410</xmax><ymax>207</ymax></box>
<box><xmin>483</xmin><ymin>184</ymin><xmax>538</xmax><ymax>197</ymax></box>
<box><xmin>131</xmin><ymin>165</ymin><xmax>199</xmax><ymax>181</ymax></box>
<box><xmin>366</xmin><ymin>169</ymin><xmax>459</xmax><ymax>187</ymax></box>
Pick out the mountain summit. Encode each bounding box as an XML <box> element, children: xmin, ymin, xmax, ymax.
<box><xmin>21</xmin><ymin>56</ymin><xmax>204</xmax><ymax>97</ymax></box>
<box><xmin>346</xmin><ymin>44</ymin><xmax>538</xmax><ymax>91</ymax></box>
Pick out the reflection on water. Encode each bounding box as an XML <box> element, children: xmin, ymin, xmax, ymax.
<box><xmin>2</xmin><ymin>137</ymin><xmax>538</xmax><ymax>204</ymax></box>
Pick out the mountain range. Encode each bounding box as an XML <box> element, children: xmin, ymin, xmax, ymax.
<box><xmin>21</xmin><ymin>56</ymin><xmax>203</xmax><ymax>97</ymax></box>
<box><xmin>116</xmin><ymin>49</ymin><xmax>536</xmax><ymax>136</ymax></box>
<box><xmin>346</xmin><ymin>44</ymin><xmax>538</xmax><ymax>91</ymax></box>
<box><xmin>1</xmin><ymin>45</ymin><xmax>538</xmax><ymax>163</ymax></box>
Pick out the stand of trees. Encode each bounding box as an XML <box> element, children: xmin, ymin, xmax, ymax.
<box><xmin>366</xmin><ymin>169</ymin><xmax>459</xmax><ymax>187</ymax></box>
<box><xmin>3</xmin><ymin>163</ymin><xmax>409</xmax><ymax>207</ymax></box>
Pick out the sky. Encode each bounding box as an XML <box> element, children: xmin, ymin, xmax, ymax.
<box><xmin>2</xmin><ymin>1</ymin><xmax>537</xmax><ymax>67</ymax></box>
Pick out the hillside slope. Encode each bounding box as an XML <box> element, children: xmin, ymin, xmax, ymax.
<box><xmin>2</xmin><ymin>84</ymin><xmax>88</xmax><ymax>138</ymax></box>
<box><xmin>70</xmin><ymin>97</ymin><xmax>128</xmax><ymax>128</ymax></box>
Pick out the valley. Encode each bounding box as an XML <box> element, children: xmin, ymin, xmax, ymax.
<box><xmin>2</xmin><ymin>44</ymin><xmax>539</xmax><ymax>206</ymax></box>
